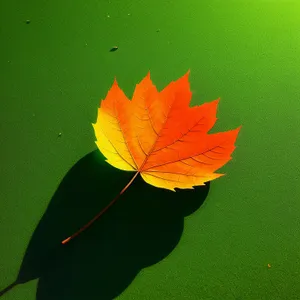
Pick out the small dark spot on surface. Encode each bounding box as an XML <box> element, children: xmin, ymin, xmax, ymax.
<box><xmin>25</xmin><ymin>20</ymin><xmax>31</xmax><ymax>24</ymax></box>
<box><xmin>156</xmin><ymin>29</ymin><xmax>160</xmax><ymax>32</ymax></box>
<box><xmin>110</xmin><ymin>46</ymin><xmax>118</xmax><ymax>52</ymax></box>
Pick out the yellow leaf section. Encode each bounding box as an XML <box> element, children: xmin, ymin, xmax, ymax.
<box><xmin>92</xmin><ymin>79</ymin><xmax>137</xmax><ymax>171</ymax></box>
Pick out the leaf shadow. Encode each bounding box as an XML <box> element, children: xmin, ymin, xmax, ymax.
<box><xmin>11</xmin><ymin>150</ymin><xmax>210</xmax><ymax>299</ymax></box>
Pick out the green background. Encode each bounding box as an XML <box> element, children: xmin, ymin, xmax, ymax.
<box><xmin>1</xmin><ymin>0</ymin><xmax>300</xmax><ymax>299</ymax></box>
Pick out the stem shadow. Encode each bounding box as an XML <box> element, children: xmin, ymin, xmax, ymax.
<box><xmin>2</xmin><ymin>150</ymin><xmax>210</xmax><ymax>299</ymax></box>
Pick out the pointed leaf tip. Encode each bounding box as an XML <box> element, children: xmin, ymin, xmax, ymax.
<box><xmin>236</xmin><ymin>126</ymin><xmax>242</xmax><ymax>135</ymax></box>
<box><xmin>144</xmin><ymin>71</ymin><xmax>152</xmax><ymax>82</ymax></box>
<box><xmin>182</xmin><ymin>70</ymin><xmax>190</xmax><ymax>80</ymax></box>
<box><xmin>112</xmin><ymin>76</ymin><xmax>118</xmax><ymax>86</ymax></box>
<box><xmin>235</xmin><ymin>125</ymin><xmax>242</xmax><ymax>133</ymax></box>
<box><xmin>212</xmin><ymin>98</ymin><xmax>220</xmax><ymax>110</ymax></box>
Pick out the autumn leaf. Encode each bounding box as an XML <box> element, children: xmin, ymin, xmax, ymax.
<box><xmin>62</xmin><ymin>71</ymin><xmax>240</xmax><ymax>244</ymax></box>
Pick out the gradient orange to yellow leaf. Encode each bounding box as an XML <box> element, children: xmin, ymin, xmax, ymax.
<box><xmin>93</xmin><ymin>71</ymin><xmax>240</xmax><ymax>191</ymax></box>
<box><xmin>61</xmin><ymin>71</ymin><xmax>241</xmax><ymax>244</ymax></box>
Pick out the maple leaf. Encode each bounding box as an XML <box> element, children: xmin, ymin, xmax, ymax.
<box><xmin>62</xmin><ymin>71</ymin><xmax>240</xmax><ymax>244</ymax></box>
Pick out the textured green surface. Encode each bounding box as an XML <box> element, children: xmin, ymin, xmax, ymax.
<box><xmin>1</xmin><ymin>0</ymin><xmax>300</xmax><ymax>299</ymax></box>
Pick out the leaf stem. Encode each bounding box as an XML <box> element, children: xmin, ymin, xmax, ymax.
<box><xmin>61</xmin><ymin>171</ymin><xmax>139</xmax><ymax>245</ymax></box>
